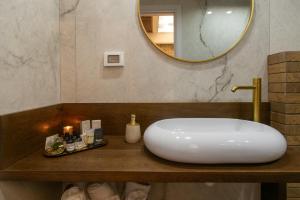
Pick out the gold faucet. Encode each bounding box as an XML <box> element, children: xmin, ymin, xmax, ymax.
<box><xmin>231</xmin><ymin>78</ymin><xmax>262</xmax><ymax>122</ymax></box>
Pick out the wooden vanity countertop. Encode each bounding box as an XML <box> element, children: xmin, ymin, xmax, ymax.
<box><xmin>0</xmin><ymin>136</ymin><xmax>300</xmax><ymax>182</ymax></box>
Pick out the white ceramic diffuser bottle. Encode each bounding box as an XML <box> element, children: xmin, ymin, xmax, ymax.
<box><xmin>125</xmin><ymin>114</ymin><xmax>141</xmax><ymax>144</ymax></box>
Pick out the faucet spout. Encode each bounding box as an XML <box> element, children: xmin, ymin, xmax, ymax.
<box><xmin>231</xmin><ymin>86</ymin><xmax>255</xmax><ymax>92</ymax></box>
<box><xmin>231</xmin><ymin>78</ymin><xmax>262</xmax><ymax>122</ymax></box>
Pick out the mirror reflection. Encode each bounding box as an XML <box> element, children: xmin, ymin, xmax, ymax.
<box><xmin>139</xmin><ymin>0</ymin><xmax>253</xmax><ymax>62</ymax></box>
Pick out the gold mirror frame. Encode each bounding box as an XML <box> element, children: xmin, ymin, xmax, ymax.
<box><xmin>138</xmin><ymin>0</ymin><xmax>255</xmax><ymax>63</ymax></box>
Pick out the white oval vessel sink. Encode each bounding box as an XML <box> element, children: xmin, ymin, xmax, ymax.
<box><xmin>144</xmin><ymin>118</ymin><xmax>287</xmax><ymax>164</ymax></box>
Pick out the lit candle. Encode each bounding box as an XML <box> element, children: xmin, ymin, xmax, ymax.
<box><xmin>63</xmin><ymin>126</ymin><xmax>73</xmax><ymax>135</ymax></box>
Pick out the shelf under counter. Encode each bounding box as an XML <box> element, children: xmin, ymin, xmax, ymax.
<box><xmin>0</xmin><ymin>136</ymin><xmax>300</xmax><ymax>183</ymax></box>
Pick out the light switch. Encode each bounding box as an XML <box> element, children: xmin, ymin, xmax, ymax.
<box><xmin>104</xmin><ymin>51</ymin><xmax>124</xmax><ymax>67</ymax></box>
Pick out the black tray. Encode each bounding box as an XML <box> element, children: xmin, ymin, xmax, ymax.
<box><xmin>44</xmin><ymin>138</ymin><xmax>108</xmax><ymax>157</ymax></box>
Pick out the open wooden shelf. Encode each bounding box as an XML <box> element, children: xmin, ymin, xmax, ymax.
<box><xmin>1</xmin><ymin>136</ymin><xmax>300</xmax><ymax>183</ymax></box>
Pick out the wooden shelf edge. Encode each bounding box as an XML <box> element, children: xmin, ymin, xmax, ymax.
<box><xmin>1</xmin><ymin>171</ymin><xmax>300</xmax><ymax>183</ymax></box>
<box><xmin>1</xmin><ymin>136</ymin><xmax>300</xmax><ymax>183</ymax></box>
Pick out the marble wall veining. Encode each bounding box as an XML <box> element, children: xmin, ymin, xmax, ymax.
<box><xmin>0</xmin><ymin>0</ymin><xmax>60</xmax><ymax>115</ymax></box>
<box><xmin>60</xmin><ymin>0</ymin><xmax>269</xmax><ymax>103</ymax></box>
<box><xmin>60</xmin><ymin>0</ymin><xmax>78</xmax><ymax>103</ymax></box>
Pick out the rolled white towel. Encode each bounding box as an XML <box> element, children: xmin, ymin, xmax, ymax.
<box><xmin>124</xmin><ymin>182</ymin><xmax>151</xmax><ymax>200</ymax></box>
<box><xmin>87</xmin><ymin>183</ymin><xmax>120</xmax><ymax>200</ymax></box>
<box><xmin>61</xmin><ymin>186</ymin><xmax>87</xmax><ymax>200</ymax></box>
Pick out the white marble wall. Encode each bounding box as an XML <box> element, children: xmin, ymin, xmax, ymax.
<box><xmin>60</xmin><ymin>0</ymin><xmax>269</xmax><ymax>103</ymax></box>
<box><xmin>0</xmin><ymin>0</ymin><xmax>60</xmax><ymax>115</ymax></box>
<box><xmin>270</xmin><ymin>0</ymin><xmax>300</xmax><ymax>54</ymax></box>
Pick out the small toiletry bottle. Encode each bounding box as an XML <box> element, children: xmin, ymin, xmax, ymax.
<box><xmin>86</xmin><ymin>129</ymin><xmax>95</xmax><ymax>147</ymax></box>
<box><xmin>66</xmin><ymin>139</ymin><xmax>75</xmax><ymax>153</ymax></box>
<box><xmin>80</xmin><ymin>120</ymin><xmax>91</xmax><ymax>135</ymax></box>
<box><xmin>72</xmin><ymin>135</ymin><xmax>77</xmax><ymax>143</ymax></box>
<box><xmin>94</xmin><ymin>128</ymin><xmax>104</xmax><ymax>145</ymax></box>
<box><xmin>125</xmin><ymin>114</ymin><xmax>141</xmax><ymax>144</ymax></box>
<box><xmin>64</xmin><ymin>133</ymin><xmax>70</xmax><ymax>147</ymax></box>
<box><xmin>75</xmin><ymin>137</ymin><xmax>86</xmax><ymax>150</ymax></box>
<box><xmin>64</xmin><ymin>133</ymin><xmax>70</xmax><ymax>140</ymax></box>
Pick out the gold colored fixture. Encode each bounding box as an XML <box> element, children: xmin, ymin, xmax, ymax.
<box><xmin>130</xmin><ymin>114</ymin><xmax>137</xmax><ymax>126</ymax></box>
<box><xmin>137</xmin><ymin>0</ymin><xmax>255</xmax><ymax>63</ymax></box>
<box><xmin>231</xmin><ymin>78</ymin><xmax>262</xmax><ymax>122</ymax></box>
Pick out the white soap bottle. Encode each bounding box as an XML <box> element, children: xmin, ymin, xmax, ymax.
<box><xmin>125</xmin><ymin>114</ymin><xmax>141</xmax><ymax>144</ymax></box>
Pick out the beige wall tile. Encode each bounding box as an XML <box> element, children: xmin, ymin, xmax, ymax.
<box><xmin>287</xmin><ymin>136</ymin><xmax>300</xmax><ymax>146</ymax></box>
<box><xmin>288</xmin><ymin>187</ymin><xmax>300</xmax><ymax>198</ymax></box>
<box><xmin>271</xmin><ymin>121</ymin><xmax>300</xmax><ymax>136</ymax></box>
<box><xmin>268</xmin><ymin>62</ymin><xmax>300</xmax><ymax>75</ymax></box>
<box><xmin>271</xmin><ymin>112</ymin><xmax>300</xmax><ymax>125</ymax></box>
<box><xmin>269</xmin><ymin>83</ymin><xmax>300</xmax><ymax>93</ymax></box>
<box><xmin>269</xmin><ymin>93</ymin><xmax>300</xmax><ymax>103</ymax></box>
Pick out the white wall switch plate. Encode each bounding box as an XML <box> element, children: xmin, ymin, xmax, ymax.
<box><xmin>104</xmin><ymin>51</ymin><xmax>124</xmax><ymax>67</ymax></box>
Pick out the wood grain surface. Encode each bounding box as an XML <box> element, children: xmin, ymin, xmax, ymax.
<box><xmin>268</xmin><ymin>62</ymin><xmax>300</xmax><ymax>74</ymax></box>
<box><xmin>0</xmin><ymin>105</ymin><xmax>62</xmax><ymax>169</ymax></box>
<box><xmin>0</xmin><ymin>136</ymin><xmax>300</xmax><ymax>183</ymax></box>
<box><xmin>62</xmin><ymin>103</ymin><xmax>270</xmax><ymax>136</ymax></box>
<box><xmin>268</xmin><ymin>52</ymin><xmax>300</xmax><ymax>65</ymax></box>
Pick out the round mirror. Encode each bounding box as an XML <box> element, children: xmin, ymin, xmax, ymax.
<box><xmin>138</xmin><ymin>0</ymin><xmax>254</xmax><ymax>63</ymax></box>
